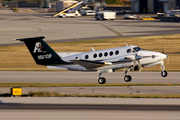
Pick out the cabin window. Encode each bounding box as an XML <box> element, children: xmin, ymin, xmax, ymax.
<box><xmin>99</xmin><ymin>53</ymin><xmax>103</xmax><ymax>57</ymax></box>
<box><xmin>115</xmin><ymin>50</ymin><xmax>119</xmax><ymax>55</ymax></box>
<box><xmin>110</xmin><ymin>51</ymin><xmax>113</xmax><ymax>56</ymax></box>
<box><xmin>104</xmin><ymin>52</ymin><xmax>108</xmax><ymax>57</ymax></box>
<box><xmin>85</xmin><ymin>55</ymin><xmax>89</xmax><ymax>59</ymax></box>
<box><xmin>93</xmin><ymin>54</ymin><xmax>97</xmax><ymax>58</ymax></box>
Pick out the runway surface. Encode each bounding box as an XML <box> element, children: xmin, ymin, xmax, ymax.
<box><xmin>0</xmin><ymin>97</ymin><xmax>180</xmax><ymax>120</ymax></box>
<box><xmin>1</xmin><ymin>12</ymin><xmax>180</xmax><ymax>46</ymax></box>
<box><xmin>0</xmin><ymin>71</ymin><xmax>179</xmax><ymax>83</ymax></box>
<box><xmin>0</xmin><ymin>71</ymin><xmax>180</xmax><ymax>94</ymax></box>
<box><xmin>0</xmin><ymin>109</ymin><xmax>179</xmax><ymax>120</ymax></box>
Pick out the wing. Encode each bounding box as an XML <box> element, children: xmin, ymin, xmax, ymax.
<box><xmin>70</xmin><ymin>59</ymin><xmax>112</xmax><ymax>69</ymax></box>
<box><xmin>70</xmin><ymin>58</ymin><xmax>132</xmax><ymax>69</ymax></box>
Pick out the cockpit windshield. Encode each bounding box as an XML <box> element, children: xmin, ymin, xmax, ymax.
<box><xmin>133</xmin><ymin>47</ymin><xmax>143</xmax><ymax>52</ymax></box>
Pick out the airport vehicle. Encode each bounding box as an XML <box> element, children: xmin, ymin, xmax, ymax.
<box><xmin>53</xmin><ymin>1</ymin><xmax>84</xmax><ymax>18</ymax></box>
<box><xmin>15</xmin><ymin>36</ymin><xmax>168</xmax><ymax>84</ymax></box>
<box><xmin>157</xmin><ymin>12</ymin><xmax>165</xmax><ymax>17</ymax></box>
<box><xmin>124</xmin><ymin>14</ymin><xmax>138</xmax><ymax>19</ymax></box>
<box><xmin>124</xmin><ymin>14</ymin><xmax>155</xmax><ymax>20</ymax></box>
<box><xmin>167</xmin><ymin>10</ymin><xmax>180</xmax><ymax>17</ymax></box>
<box><xmin>157</xmin><ymin>10</ymin><xmax>180</xmax><ymax>17</ymax></box>
<box><xmin>80</xmin><ymin>7</ymin><xmax>95</xmax><ymax>16</ymax></box>
<box><xmin>59</xmin><ymin>10</ymin><xmax>80</xmax><ymax>18</ymax></box>
<box><xmin>95</xmin><ymin>11</ymin><xmax>116</xmax><ymax>20</ymax></box>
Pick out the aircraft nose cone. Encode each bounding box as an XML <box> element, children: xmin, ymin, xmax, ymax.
<box><xmin>166</xmin><ymin>55</ymin><xmax>168</xmax><ymax>58</ymax></box>
<box><xmin>162</xmin><ymin>53</ymin><xmax>168</xmax><ymax>60</ymax></box>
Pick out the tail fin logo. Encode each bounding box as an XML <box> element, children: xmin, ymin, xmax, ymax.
<box><xmin>34</xmin><ymin>42</ymin><xmax>43</xmax><ymax>53</ymax></box>
<box><xmin>33</xmin><ymin>42</ymin><xmax>53</xmax><ymax>60</ymax></box>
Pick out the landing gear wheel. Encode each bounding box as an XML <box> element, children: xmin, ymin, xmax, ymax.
<box><xmin>124</xmin><ymin>75</ymin><xmax>132</xmax><ymax>82</ymax></box>
<box><xmin>161</xmin><ymin>70</ymin><xmax>168</xmax><ymax>77</ymax></box>
<box><xmin>74</xmin><ymin>14</ymin><xmax>78</xmax><ymax>18</ymax></box>
<box><xmin>98</xmin><ymin>77</ymin><xmax>106</xmax><ymax>84</ymax></box>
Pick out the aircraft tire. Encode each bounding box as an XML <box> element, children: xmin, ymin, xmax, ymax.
<box><xmin>124</xmin><ymin>75</ymin><xmax>132</xmax><ymax>82</ymax></box>
<box><xmin>161</xmin><ymin>70</ymin><xmax>168</xmax><ymax>77</ymax></box>
<box><xmin>74</xmin><ymin>14</ymin><xmax>78</xmax><ymax>18</ymax></box>
<box><xmin>98</xmin><ymin>77</ymin><xmax>106</xmax><ymax>84</ymax></box>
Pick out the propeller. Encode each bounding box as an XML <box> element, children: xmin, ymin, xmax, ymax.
<box><xmin>133</xmin><ymin>53</ymin><xmax>142</xmax><ymax>71</ymax></box>
<box><xmin>162</xmin><ymin>49</ymin><xmax>164</xmax><ymax>54</ymax></box>
<box><xmin>124</xmin><ymin>51</ymin><xmax>143</xmax><ymax>71</ymax></box>
<box><xmin>167</xmin><ymin>55</ymin><xmax>169</xmax><ymax>64</ymax></box>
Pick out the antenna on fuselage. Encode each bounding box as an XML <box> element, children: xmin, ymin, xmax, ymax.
<box><xmin>124</xmin><ymin>42</ymin><xmax>128</xmax><ymax>46</ymax></box>
<box><xmin>91</xmin><ymin>47</ymin><xmax>95</xmax><ymax>51</ymax></box>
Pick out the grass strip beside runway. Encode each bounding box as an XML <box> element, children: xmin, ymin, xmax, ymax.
<box><xmin>1</xmin><ymin>34</ymin><xmax>180</xmax><ymax>71</ymax></box>
<box><xmin>1</xmin><ymin>91</ymin><xmax>180</xmax><ymax>98</ymax></box>
<box><xmin>0</xmin><ymin>83</ymin><xmax>179</xmax><ymax>87</ymax></box>
<box><xmin>28</xmin><ymin>92</ymin><xmax>180</xmax><ymax>98</ymax></box>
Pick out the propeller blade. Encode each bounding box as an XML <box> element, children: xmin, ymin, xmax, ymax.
<box><xmin>167</xmin><ymin>55</ymin><xmax>169</xmax><ymax>64</ymax></box>
<box><xmin>162</xmin><ymin>49</ymin><xmax>164</xmax><ymax>54</ymax></box>
<box><xmin>138</xmin><ymin>60</ymin><xmax>142</xmax><ymax>71</ymax></box>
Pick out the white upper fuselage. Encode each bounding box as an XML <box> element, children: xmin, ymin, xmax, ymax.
<box><xmin>48</xmin><ymin>45</ymin><xmax>167</xmax><ymax>72</ymax></box>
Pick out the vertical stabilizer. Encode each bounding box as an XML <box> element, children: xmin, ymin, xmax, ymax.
<box><xmin>15</xmin><ymin>36</ymin><xmax>66</xmax><ymax>65</ymax></box>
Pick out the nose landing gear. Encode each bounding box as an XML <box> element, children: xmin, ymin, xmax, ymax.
<box><xmin>160</xmin><ymin>61</ymin><xmax>168</xmax><ymax>77</ymax></box>
<box><xmin>161</xmin><ymin>70</ymin><xmax>168</xmax><ymax>77</ymax></box>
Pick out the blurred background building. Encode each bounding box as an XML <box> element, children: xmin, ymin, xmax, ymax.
<box><xmin>130</xmin><ymin>0</ymin><xmax>180</xmax><ymax>13</ymax></box>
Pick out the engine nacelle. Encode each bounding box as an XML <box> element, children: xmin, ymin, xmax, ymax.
<box><xmin>134</xmin><ymin>65</ymin><xmax>141</xmax><ymax>71</ymax></box>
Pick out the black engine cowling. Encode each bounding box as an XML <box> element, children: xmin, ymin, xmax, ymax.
<box><xmin>134</xmin><ymin>65</ymin><xmax>140</xmax><ymax>71</ymax></box>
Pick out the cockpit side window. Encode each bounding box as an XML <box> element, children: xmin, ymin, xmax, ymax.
<box><xmin>133</xmin><ymin>47</ymin><xmax>143</xmax><ymax>52</ymax></box>
<box><xmin>127</xmin><ymin>49</ymin><xmax>131</xmax><ymax>53</ymax></box>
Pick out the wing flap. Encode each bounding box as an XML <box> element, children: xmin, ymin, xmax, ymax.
<box><xmin>70</xmin><ymin>59</ymin><xmax>112</xmax><ymax>69</ymax></box>
<box><xmin>70</xmin><ymin>58</ymin><xmax>133</xmax><ymax>69</ymax></box>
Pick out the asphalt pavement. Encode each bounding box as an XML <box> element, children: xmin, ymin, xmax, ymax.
<box><xmin>0</xmin><ymin>97</ymin><xmax>180</xmax><ymax>120</ymax></box>
<box><xmin>0</xmin><ymin>71</ymin><xmax>180</xmax><ymax>94</ymax></box>
<box><xmin>1</xmin><ymin>11</ymin><xmax>180</xmax><ymax>46</ymax></box>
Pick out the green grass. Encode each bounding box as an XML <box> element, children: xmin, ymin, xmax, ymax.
<box><xmin>1</xmin><ymin>91</ymin><xmax>180</xmax><ymax>98</ymax></box>
<box><xmin>0</xmin><ymin>83</ymin><xmax>179</xmax><ymax>87</ymax></box>
<box><xmin>28</xmin><ymin>91</ymin><xmax>180</xmax><ymax>98</ymax></box>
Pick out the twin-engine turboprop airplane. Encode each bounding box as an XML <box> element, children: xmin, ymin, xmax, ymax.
<box><xmin>14</xmin><ymin>36</ymin><xmax>168</xmax><ymax>84</ymax></box>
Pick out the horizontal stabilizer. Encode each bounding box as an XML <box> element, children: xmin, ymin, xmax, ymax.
<box><xmin>14</xmin><ymin>36</ymin><xmax>45</xmax><ymax>42</ymax></box>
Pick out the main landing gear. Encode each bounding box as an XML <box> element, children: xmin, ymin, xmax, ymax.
<box><xmin>98</xmin><ymin>73</ymin><xmax>106</xmax><ymax>84</ymax></box>
<box><xmin>124</xmin><ymin>75</ymin><xmax>132</xmax><ymax>82</ymax></box>
<box><xmin>97</xmin><ymin>67</ymin><xmax>133</xmax><ymax>84</ymax></box>
<box><xmin>124</xmin><ymin>67</ymin><xmax>132</xmax><ymax>82</ymax></box>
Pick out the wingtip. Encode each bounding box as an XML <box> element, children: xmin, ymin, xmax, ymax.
<box><xmin>9</xmin><ymin>39</ymin><xmax>17</xmax><ymax>41</ymax></box>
